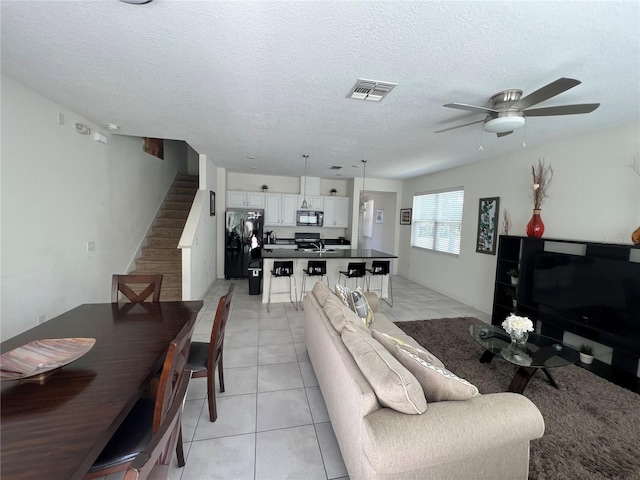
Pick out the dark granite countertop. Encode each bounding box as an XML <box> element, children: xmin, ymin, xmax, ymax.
<box><xmin>262</xmin><ymin>249</ymin><xmax>395</xmax><ymax>259</ymax></box>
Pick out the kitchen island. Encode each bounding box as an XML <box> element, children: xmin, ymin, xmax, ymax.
<box><xmin>261</xmin><ymin>249</ymin><xmax>396</xmax><ymax>304</ymax></box>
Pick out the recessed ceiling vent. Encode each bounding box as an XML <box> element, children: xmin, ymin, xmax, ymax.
<box><xmin>348</xmin><ymin>79</ymin><xmax>397</xmax><ymax>102</ymax></box>
<box><xmin>330</xmin><ymin>165</ymin><xmax>343</xmax><ymax>170</ymax></box>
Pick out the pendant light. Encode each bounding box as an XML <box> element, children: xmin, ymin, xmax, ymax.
<box><xmin>301</xmin><ymin>154</ymin><xmax>309</xmax><ymax>209</ymax></box>
<box><xmin>360</xmin><ymin>159</ymin><xmax>367</xmax><ymax>212</ymax></box>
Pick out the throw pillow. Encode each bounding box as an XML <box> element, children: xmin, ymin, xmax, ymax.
<box><xmin>371</xmin><ymin>330</ymin><xmax>445</xmax><ymax>369</ymax></box>
<box><xmin>393</xmin><ymin>345</ymin><xmax>479</xmax><ymax>402</ymax></box>
<box><xmin>341</xmin><ymin>323</ymin><xmax>427</xmax><ymax>414</ymax></box>
<box><xmin>350</xmin><ymin>287</ymin><xmax>374</xmax><ymax>327</ymax></box>
<box><xmin>334</xmin><ymin>284</ymin><xmax>352</xmax><ymax>308</ymax></box>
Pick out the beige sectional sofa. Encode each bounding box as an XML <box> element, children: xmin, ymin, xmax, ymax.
<box><xmin>303</xmin><ymin>281</ymin><xmax>545</xmax><ymax>480</ymax></box>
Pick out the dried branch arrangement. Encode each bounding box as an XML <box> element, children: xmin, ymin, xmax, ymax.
<box><xmin>502</xmin><ymin>209</ymin><xmax>511</xmax><ymax>235</ymax></box>
<box><xmin>531</xmin><ymin>158</ymin><xmax>554</xmax><ymax>210</ymax></box>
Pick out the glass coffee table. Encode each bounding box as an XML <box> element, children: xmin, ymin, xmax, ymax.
<box><xmin>469</xmin><ymin>324</ymin><xmax>580</xmax><ymax>394</ymax></box>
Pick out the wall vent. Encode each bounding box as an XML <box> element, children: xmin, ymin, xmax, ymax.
<box><xmin>330</xmin><ymin>165</ymin><xmax>343</xmax><ymax>170</ymax></box>
<box><xmin>347</xmin><ymin>79</ymin><xmax>397</xmax><ymax>102</ymax></box>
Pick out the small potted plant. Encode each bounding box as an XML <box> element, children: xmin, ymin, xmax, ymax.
<box><xmin>507</xmin><ymin>268</ymin><xmax>520</xmax><ymax>285</ymax></box>
<box><xmin>330</xmin><ymin>188</ymin><xmax>337</xmax><ymax>196</ymax></box>
<box><xmin>261</xmin><ymin>185</ymin><xmax>268</xmax><ymax>192</ymax></box>
<box><xmin>579</xmin><ymin>344</ymin><xmax>594</xmax><ymax>364</ymax></box>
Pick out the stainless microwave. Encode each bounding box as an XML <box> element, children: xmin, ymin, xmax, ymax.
<box><xmin>297</xmin><ymin>210</ymin><xmax>324</xmax><ymax>227</ymax></box>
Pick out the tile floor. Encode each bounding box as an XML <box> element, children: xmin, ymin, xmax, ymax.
<box><xmin>105</xmin><ymin>275</ymin><xmax>489</xmax><ymax>480</ymax></box>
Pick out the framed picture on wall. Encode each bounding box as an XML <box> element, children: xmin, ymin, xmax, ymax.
<box><xmin>476</xmin><ymin>197</ymin><xmax>499</xmax><ymax>255</ymax></box>
<box><xmin>210</xmin><ymin>191</ymin><xmax>216</xmax><ymax>216</ymax></box>
<box><xmin>400</xmin><ymin>208</ymin><xmax>412</xmax><ymax>225</ymax></box>
<box><xmin>376</xmin><ymin>209</ymin><xmax>383</xmax><ymax>224</ymax></box>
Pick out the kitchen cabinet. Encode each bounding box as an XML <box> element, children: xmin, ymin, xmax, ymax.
<box><xmin>297</xmin><ymin>195</ymin><xmax>323</xmax><ymax>211</ymax></box>
<box><xmin>227</xmin><ymin>191</ymin><xmax>265</xmax><ymax>209</ymax></box>
<box><xmin>265</xmin><ymin>194</ymin><xmax>298</xmax><ymax>226</ymax></box>
<box><xmin>323</xmin><ymin>196</ymin><xmax>349</xmax><ymax>228</ymax></box>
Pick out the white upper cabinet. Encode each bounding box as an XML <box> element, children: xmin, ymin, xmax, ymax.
<box><xmin>297</xmin><ymin>195</ymin><xmax>323</xmax><ymax>211</ymax></box>
<box><xmin>265</xmin><ymin>194</ymin><xmax>298</xmax><ymax>226</ymax></box>
<box><xmin>227</xmin><ymin>191</ymin><xmax>265</xmax><ymax>209</ymax></box>
<box><xmin>323</xmin><ymin>196</ymin><xmax>349</xmax><ymax>228</ymax></box>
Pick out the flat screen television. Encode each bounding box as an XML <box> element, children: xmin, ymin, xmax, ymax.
<box><xmin>531</xmin><ymin>252</ymin><xmax>640</xmax><ymax>351</ymax></box>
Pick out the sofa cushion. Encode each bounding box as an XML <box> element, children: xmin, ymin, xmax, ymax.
<box><xmin>334</xmin><ymin>284</ymin><xmax>352</xmax><ymax>308</ymax></box>
<box><xmin>311</xmin><ymin>281</ymin><xmax>333</xmax><ymax>307</ymax></box>
<box><xmin>372</xmin><ymin>330</ymin><xmax>445</xmax><ymax>369</ymax></box>
<box><xmin>393</xmin><ymin>345</ymin><xmax>479</xmax><ymax>402</ymax></box>
<box><xmin>323</xmin><ymin>296</ymin><xmax>372</xmax><ymax>336</ymax></box>
<box><xmin>341</xmin><ymin>324</ymin><xmax>427</xmax><ymax>414</ymax></box>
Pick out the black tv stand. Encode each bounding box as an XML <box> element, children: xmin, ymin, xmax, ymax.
<box><xmin>492</xmin><ymin>235</ymin><xmax>640</xmax><ymax>392</ymax></box>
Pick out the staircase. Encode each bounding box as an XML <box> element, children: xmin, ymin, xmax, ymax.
<box><xmin>129</xmin><ymin>174</ymin><xmax>198</xmax><ymax>301</ymax></box>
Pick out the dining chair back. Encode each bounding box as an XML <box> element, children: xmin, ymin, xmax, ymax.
<box><xmin>85</xmin><ymin>316</ymin><xmax>196</xmax><ymax>479</ymax></box>
<box><xmin>123</xmin><ymin>369</ymin><xmax>192</xmax><ymax>480</ymax></box>
<box><xmin>186</xmin><ymin>283</ymin><xmax>235</xmax><ymax>422</ymax></box>
<box><xmin>112</xmin><ymin>274</ymin><xmax>163</xmax><ymax>303</ymax></box>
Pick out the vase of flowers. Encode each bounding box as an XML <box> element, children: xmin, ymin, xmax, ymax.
<box><xmin>502</xmin><ymin>314</ymin><xmax>534</xmax><ymax>345</ymax></box>
<box><xmin>527</xmin><ymin>159</ymin><xmax>553</xmax><ymax>238</ymax></box>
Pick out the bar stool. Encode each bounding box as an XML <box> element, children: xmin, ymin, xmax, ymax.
<box><xmin>300</xmin><ymin>260</ymin><xmax>329</xmax><ymax>310</ymax></box>
<box><xmin>338</xmin><ymin>262</ymin><xmax>366</xmax><ymax>290</ymax></box>
<box><xmin>267</xmin><ymin>261</ymin><xmax>298</xmax><ymax>312</ymax></box>
<box><xmin>366</xmin><ymin>260</ymin><xmax>393</xmax><ymax>307</ymax></box>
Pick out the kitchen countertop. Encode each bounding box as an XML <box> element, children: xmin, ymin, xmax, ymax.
<box><xmin>262</xmin><ymin>248</ymin><xmax>395</xmax><ymax>259</ymax></box>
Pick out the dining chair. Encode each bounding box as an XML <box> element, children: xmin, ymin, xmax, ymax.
<box><xmin>84</xmin><ymin>316</ymin><xmax>196</xmax><ymax>479</ymax></box>
<box><xmin>187</xmin><ymin>283</ymin><xmax>235</xmax><ymax>422</ymax></box>
<box><xmin>112</xmin><ymin>274</ymin><xmax>163</xmax><ymax>303</ymax></box>
<box><xmin>123</xmin><ymin>368</ymin><xmax>192</xmax><ymax>480</ymax></box>
<box><xmin>338</xmin><ymin>262</ymin><xmax>366</xmax><ymax>290</ymax></box>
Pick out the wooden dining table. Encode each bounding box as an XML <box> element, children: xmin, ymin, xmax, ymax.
<box><xmin>0</xmin><ymin>300</ymin><xmax>203</xmax><ymax>480</ymax></box>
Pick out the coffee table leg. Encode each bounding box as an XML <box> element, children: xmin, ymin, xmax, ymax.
<box><xmin>508</xmin><ymin>367</ymin><xmax>538</xmax><ymax>394</ymax></box>
<box><xmin>479</xmin><ymin>351</ymin><xmax>495</xmax><ymax>364</ymax></box>
<box><xmin>542</xmin><ymin>368</ymin><xmax>560</xmax><ymax>389</ymax></box>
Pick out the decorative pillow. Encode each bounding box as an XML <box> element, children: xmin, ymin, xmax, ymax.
<box><xmin>311</xmin><ymin>281</ymin><xmax>333</xmax><ymax>307</ymax></box>
<box><xmin>341</xmin><ymin>324</ymin><xmax>427</xmax><ymax>414</ymax></box>
<box><xmin>334</xmin><ymin>284</ymin><xmax>352</xmax><ymax>308</ymax></box>
<box><xmin>350</xmin><ymin>288</ymin><xmax>374</xmax><ymax>327</ymax></box>
<box><xmin>393</xmin><ymin>345</ymin><xmax>479</xmax><ymax>402</ymax></box>
<box><xmin>323</xmin><ymin>296</ymin><xmax>371</xmax><ymax>335</ymax></box>
<box><xmin>371</xmin><ymin>330</ymin><xmax>445</xmax><ymax>369</ymax></box>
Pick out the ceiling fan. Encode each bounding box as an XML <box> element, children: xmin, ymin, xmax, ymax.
<box><xmin>435</xmin><ymin>78</ymin><xmax>600</xmax><ymax>137</ymax></box>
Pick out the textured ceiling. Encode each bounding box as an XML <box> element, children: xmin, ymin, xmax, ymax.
<box><xmin>2</xmin><ymin>1</ymin><xmax>639</xmax><ymax>180</ymax></box>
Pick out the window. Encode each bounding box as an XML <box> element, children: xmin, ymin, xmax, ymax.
<box><xmin>411</xmin><ymin>188</ymin><xmax>464</xmax><ymax>255</ymax></box>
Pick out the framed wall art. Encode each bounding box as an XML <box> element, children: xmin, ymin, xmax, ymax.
<box><xmin>400</xmin><ymin>208</ymin><xmax>412</xmax><ymax>225</ymax></box>
<box><xmin>476</xmin><ymin>197</ymin><xmax>499</xmax><ymax>255</ymax></box>
<box><xmin>376</xmin><ymin>209</ymin><xmax>384</xmax><ymax>224</ymax></box>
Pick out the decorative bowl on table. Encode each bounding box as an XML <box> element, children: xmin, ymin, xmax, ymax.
<box><xmin>0</xmin><ymin>338</ymin><xmax>96</xmax><ymax>381</ymax></box>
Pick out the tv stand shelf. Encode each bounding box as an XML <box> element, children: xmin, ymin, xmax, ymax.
<box><xmin>492</xmin><ymin>235</ymin><xmax>640</xmax><ymax>382</ymax></box>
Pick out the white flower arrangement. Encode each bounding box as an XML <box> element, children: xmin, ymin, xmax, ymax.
<box><xmin>502</xmin><ymin>314</ymin><xmax>534</xmax><ymax>336</ymax></box>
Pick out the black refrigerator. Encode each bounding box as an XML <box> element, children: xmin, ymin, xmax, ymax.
<box><xmin>225</xmin><ymin>210</ymin><xmax>263</xmax><ymax>279</ymax></box>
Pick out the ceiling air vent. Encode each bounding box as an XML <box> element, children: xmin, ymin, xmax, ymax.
<box><xmin>330</xmin><ymin>165</ymin><xmax>343</xmax><ymax>170</ymax></box>
<box><xmin>348</xmin><ymin>79</ymin><xmax>397</xmax><ymax>102</ymax></box>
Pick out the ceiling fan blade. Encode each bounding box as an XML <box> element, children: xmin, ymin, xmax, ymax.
<box><xmin>513</xmin><ymin>78</ymin><xmax>581</xmax><ymax>110</ymax></box>
<box><xmin>443</xmin><ymin>103</ymin><xmax>498</xmax><ymax>114</ymax></box>
<box><xmin>496</xmin><ymin>131</ymin><xmax>513</xmax><ymax>137</ymax></box>
<box><xmin>434</xmin><ymin>119</ymin><xmax>484</xmax><ymax>133</ymax></box>
<box><xmin>524</xmin><ymin>103</ymin><xmax>600</xmax><ymax>116</ymax></box>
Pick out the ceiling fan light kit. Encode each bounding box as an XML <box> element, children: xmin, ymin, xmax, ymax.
<box><xmin>484</xmin><ymin>115</ymin><xmax>526</xmax><ymax>133</ymax></box>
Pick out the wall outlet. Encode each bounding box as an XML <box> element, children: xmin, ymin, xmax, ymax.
<box><xmin>38</xmin><ymin>314</ymin><xmax>46</xmax><ymax>324</ymax></box>
<box><xmin>57</xmin><ymin>112</ymin><xmax>64</xmax><ymax>125</ymax></box>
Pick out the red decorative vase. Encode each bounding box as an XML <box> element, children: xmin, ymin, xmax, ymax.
<box><xmin>526</xmin><ymin>209</ymin><xmax>544</xmax><ymax>237</ymax></box>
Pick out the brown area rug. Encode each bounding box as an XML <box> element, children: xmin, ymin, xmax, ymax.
<box><xmin>395</xmin><ymin>318</ymin><xmax>640</xmax><ymax>480</ymax></box>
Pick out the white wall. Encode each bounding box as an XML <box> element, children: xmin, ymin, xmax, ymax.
<box><xmin>1</xmin><ymin>76</ymin><xmax>185</xmax><ymax>340</ymax></box>
<box><xmin>400</xmin><ymin>121</ymin><xmax>640</xmax><ymax>313</ymax></box>
<box><xmin>361</xmin><ymin>191</ymin><xmax>397</xmax><ymax>254</ymax></box>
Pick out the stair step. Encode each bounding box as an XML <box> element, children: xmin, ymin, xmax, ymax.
<box><xmin>135</xmin><ymin>258</ymin><xmax>181</xmax><ymax>272</ymax></box>
<box><xmin>170</xmin><ymin>186</ymin><xmax>197</xmax><ymax>196</ymax></box>
<box><xmin>152</xmin><ymin>226</ymin><xmax>184</xmax><ymax>236</ymax></box>
<box><xmin>166</xmin><ymin>194</ymin><xmax>195</xmax><ymax>203</ymax></box>
<box><xmin>159</xmin><ymin>210</ymin><xmax>189</xmax><ymax>220</ymax></box>
<box><xmin>146</xmin><ymin>237</ymin><xmax>179</xmax><ymax>248</ymax></box>
<box><xmin>163</xmin><ymin>201</ymin><xmax>191</xmax><ymax>211</ymax></box>
<box><xmin>175</xmin><ymin>174</ymin><xmax>198</xmax><ymax>182</ymax></box>
<box><xmin>141</xmin><ymin>247</ymin><xmax>181</xmax><ymax>259</ymax></box>
<box><xmin>154</xmin><ymin>217</ymin><xmax>186</xmax><ymax>228</ymax></box>
<box><xmin>172</xmin><ymin>180</ymin><xmax>198</xmax><ymax>189</ymax></box>
<box><xmin>131</xmin><ymin>270</ymin><xmax>182</xmax><ymax>284</ymax></box>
